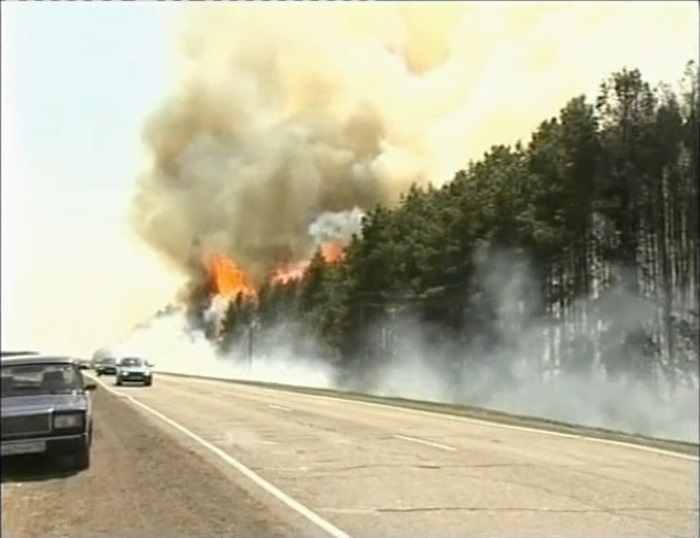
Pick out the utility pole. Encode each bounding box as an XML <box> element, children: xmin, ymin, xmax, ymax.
<box><xmin>247</xmin><ymin>315</ymin><xmax>259</xmax><ymax>372</ymax></box>
<box><xmin>247</xmin><ymin>322</ymin><xmax>253</xmax><ymax>372</ymax></box>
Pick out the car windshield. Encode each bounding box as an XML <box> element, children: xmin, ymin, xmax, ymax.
<box><xmin>1</xmin><ymin>362</ymin><xmax>84</xmax><ymax>397</ymax></box>
<box><xmin>120</xmin><ymin>358</ymin><xmax>143</xmax><ymax>367</ymax></box>
<box><xmin>98</xmin><ymin>358</ymin><xmax>116</xmax><ymax>365</ymax></box>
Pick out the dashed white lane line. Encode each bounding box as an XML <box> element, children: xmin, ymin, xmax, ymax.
<box><xmin>92</xmin><ymin>377</ymin><xmax>351</xmax><ymax>538</ymax></box>
<box><xmin>394</xmin><ymin>434</ymin><xmax>457</xmax><ymax>452</ymax></box>
<box><xmin>268</xmin><ymin>404</ymin><xmax>293</xmax><ymax>412</ymax></box>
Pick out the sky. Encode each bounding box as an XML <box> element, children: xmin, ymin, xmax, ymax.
<box><xmin>1</xmin><ymin>2</ymin><xmax>182</xmax><ymax>355</ymax></box>
<box><xmin>1</xmin><ymin>1</ymin><xmax>698</xmax><ymax>358</ymax></box>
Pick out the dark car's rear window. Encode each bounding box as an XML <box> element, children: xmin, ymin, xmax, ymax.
<box><xmin>1</xmin><ymin>362</ymin><xmax>84</xmax><ymax>396</ymax></box>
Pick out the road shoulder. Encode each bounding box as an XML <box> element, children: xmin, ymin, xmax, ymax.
<box><xmin>2</xmin><ymin>386</ymin><xmax>299</xmax><ymax>536</ymax></box>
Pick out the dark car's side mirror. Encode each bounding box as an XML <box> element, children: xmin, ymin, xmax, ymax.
<box><xmin>84</xmin><ymin>382</ymin><xmax>97</xmax><ymax>391</ymax></box>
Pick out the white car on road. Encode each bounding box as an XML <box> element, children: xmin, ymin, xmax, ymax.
<box><xmin>114</xmin><ymin>357</ymin><xmax>153</xmax><ymax>387</ymax></box>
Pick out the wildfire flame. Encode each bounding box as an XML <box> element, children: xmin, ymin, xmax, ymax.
<box><xmin>270</xmin><ymin>261</ymin><xmax>309</xmax><ymax>287</ymax></box>
<box><xmin>270</xmin><ymin>241</ymin><xmax>346</xmax><ymax>287</ymax></box>
<box><xmin>195</xmin><ymin>241</ymin><xmax>347</xmax><ymax>339</ymax></box>
<box><xmin>207</xmin><ymin>251</ymin><xmax>258</xmax><ymax>303</ymax></box>
<box><xmin>202</xmin><ymin>240</ymin><xmax>346</xmax><ymax>304</ymax></box>
<box><xmin>320</xmin><ymin>242</ymin><xmax>344</xmax><ymax>264</ymax></box>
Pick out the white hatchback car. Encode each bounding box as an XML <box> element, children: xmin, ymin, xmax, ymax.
<box><xmin>114</xmin><ymin>357</ymin><xmax>153</xmax><ymax>387</ymax></box>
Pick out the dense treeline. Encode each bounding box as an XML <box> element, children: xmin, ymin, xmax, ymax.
<box><xmin>221</xmin><ymin>63</ymin><xmax>699</xmax><ymax>394</ymax></box>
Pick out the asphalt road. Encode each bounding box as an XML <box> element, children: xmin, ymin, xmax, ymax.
<box><xmin>94</xmin><ymin>373</ymin><xmax>699</xmax><ymax>537</ymax></box>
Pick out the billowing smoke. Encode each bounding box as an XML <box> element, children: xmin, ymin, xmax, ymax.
<box><xmin>131</xmin><ymin>2</ymin><xmax>458</xmax><ymax>281</ymax></box>
<box><xmin>131</xmin><ymin>2</ymin><xmax>696</xmax><ymax>283</ymax></box>
<box><xmin>308</xmin><ymin>207</ymin><xmax>365</xmax><ymax>246</ymax></box>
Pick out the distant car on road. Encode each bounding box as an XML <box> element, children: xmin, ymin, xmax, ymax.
<box><xmin>92</xmin><ymin>357</ymin><xmax>117</xmax><ymax>376</ymax></box>
<box><xmin>1</xmin><ymin>355</ymin><xmax>96</xmax><ymax>470</ymax></box>
<box><xmin>115</xmin><ymin>357</ymin><xmax>153</xmax><ymax>387</ymax></box>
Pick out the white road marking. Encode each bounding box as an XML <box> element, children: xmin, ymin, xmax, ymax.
<box><xmin>160</xmin><ymin>374</ymin><xmax>698</xmax><ymax>462</ymax></box>
<box><xmin>92</xmin><ymin>377</ymin><xmax>351</xmax><ymax>538</ymax></box>
<box><xmin>393</xmin><ymin>434</ymin><xmax>457</xmax><ymax>452</ymax></box>
<box><xmin>268</xmin><ymin>404</ymin><xmax>292</xmax><ymax>412</ymax></box>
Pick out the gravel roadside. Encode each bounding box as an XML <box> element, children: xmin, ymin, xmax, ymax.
<box><xmin>1</xmin><ymin>386</ymin><xmax>295</xmax><ymax>536</ymax></box>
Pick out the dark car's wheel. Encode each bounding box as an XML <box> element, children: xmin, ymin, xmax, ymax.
<box><xmin>144</xmin><ymin>378</ymin><xmax>152</xmax><ymax>387</ymax></box>
<box><xmin>115</xmin><ymin>378</ymin><xmax>122</xmax><ymax>386</ymax></box>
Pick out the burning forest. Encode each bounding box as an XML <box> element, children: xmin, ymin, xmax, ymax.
<box><xmin>184</xmin><ymin>225</ymin><xmax>351</xmax><ymax>341</ymax></box>
<box><xmin>123</xmin><ymin>3</ymin><xmax>698</xmax><ymax>442</ymax></box>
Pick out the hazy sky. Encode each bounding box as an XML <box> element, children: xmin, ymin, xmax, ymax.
<box><xmin>1</xmin><ymin>1</ymin><xmax>698</xmax><ymax>357</ymax></box>
<box><xmin>1</xmin><ymin>2</ymin><xmax>182</xmax><ymax>354</ymax></box>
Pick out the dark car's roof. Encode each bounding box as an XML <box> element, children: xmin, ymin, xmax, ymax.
<box><xmin>1</xmin><ymin>355</ymin><xmax>80</xmax><ymax>367</ymax></box>
<box><xmin>1</xmin><ymin>350</ymin><xmax>41</xmax><ymax>358</ymax></box>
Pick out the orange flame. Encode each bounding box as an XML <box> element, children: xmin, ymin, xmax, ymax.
<box><xmin>269</xmin><ymin>241</ymin><xmax>346</xmax><ymax>287</ymax></box>
<box><xmin>202</xmin><ymin>240</ymin><xmax>346</xmax><ymax>297</ymax></box>
<box><xmin>199</xmin><ymin>241</ymin><xmax>347</xmax><ymax>340</ymax></box>
<box><xmin>320</xmin><ymin>242</ymin><xmax>345</xmax><ymax>264</ymax></box>
<box><xmin>270</xmin><ymin>261</ymin><xmax>309</xmax><ymax>287</ymax></box>
<box><xmin>207</xmin><ymin>251</ymin><xmax>257</xmax><ymax>303</ymax></box>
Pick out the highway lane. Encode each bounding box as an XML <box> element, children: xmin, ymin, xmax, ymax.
<box><xmin>102</xmin><ymin>373</ymin><xmax>699</xmax><ymax>537</ymax></box>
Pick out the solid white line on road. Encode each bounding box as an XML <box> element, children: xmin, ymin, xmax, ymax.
<box><xmin>393</xmin><ymin>434</ymin><xmax>457</xmax><ymax>452</ymax></box>
<box><xmin>93</xmin><ymin>377</ymin><xmax>351</xmax><ymax>538</ymax></box>
<box><xmin>268</xmin><ymin>404</ymin><xmax>292</xmax><ymax>412</ymax></box>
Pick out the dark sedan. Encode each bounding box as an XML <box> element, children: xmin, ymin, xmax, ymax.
<box><xmin>1</xmin><ymin>355</ymin><xmax>96</xmax><ymax>470</ymax></box>
<box><xmin>92</xmin><ymin>357</ymin><xmax>117</xmax><ymax>376</ymax></box>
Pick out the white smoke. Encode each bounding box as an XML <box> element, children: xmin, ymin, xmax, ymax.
<box><xmin>360</xmin><ymin>248</ymin><xmax>699</xmax><ymax>443</ymax></box>
<box><xmin>108</xmin><ymin>310</ymin><xmax>335</xmax><ymax>389</ymax></box>
<box><xmin>105</xmin><ymin>244</ymin><xmax>699</xmax><ymax>443</ymax></box>
<box><xmin>308</xmin><ymin>207</ymin><xmax>365</xmax><ymax>245</ymax></box>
